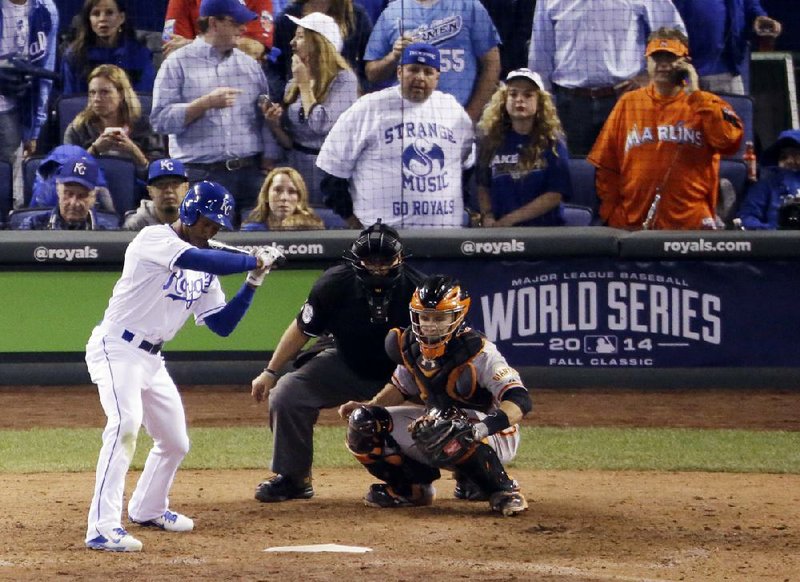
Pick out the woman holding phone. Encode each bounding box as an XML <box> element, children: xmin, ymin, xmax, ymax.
<box><xmin>64</xmin><ymin>64</ymin><xmax>165</xmax><ymax>176</ymax></box>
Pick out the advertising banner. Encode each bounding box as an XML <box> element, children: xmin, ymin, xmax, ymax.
<box><xmin>423</xmin><ymin>258</ymin><xmax>800</xmax><ymax>368</ymax></box>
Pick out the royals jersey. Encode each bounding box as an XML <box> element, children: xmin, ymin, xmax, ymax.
<box><xmin>365</xmin><ymin>0</ymin><xmax>499</xmax><ymax>105</ymax></box>
<box><xmin>588</xmin><ymin>86</ymin><xmax>743</xmax><ymax>230</ymax></box>
<box><xmin>316</xmin><ymin>86</ymin><xmax>475</xmax><ymax>228</ymax></box>
<box><xmin>101</xmin><ymin>225</ymin><xmax>226</xmax><ymax>343</ymax></box>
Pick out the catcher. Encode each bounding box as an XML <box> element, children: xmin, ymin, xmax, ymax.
<box><xmin>338</xmin><ymin>274</ymin><xmax>532</xmax><ymax>517</ymax></box>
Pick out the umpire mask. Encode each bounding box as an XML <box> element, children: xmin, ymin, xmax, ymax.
<box><xmin>345</xmin><ymin>220</ymin><xmax>405</xmax><ymax>323</ymax></box>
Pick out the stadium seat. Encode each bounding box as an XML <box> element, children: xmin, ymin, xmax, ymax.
<box><xmin>562</xmin><ymin>203</ymin><xmax>593</xmax><ymax>226</ymax></box>
<box><xmin>0</xmin><ymin>160</ymin><xmax>12</xmax><ymax>227</ymax></box>
<box><xmin>718</xmin><ymin>93</ymin><xmax>754</xmax><ymax>160</ymax></box>
<box><xmin>22</xmin><ymin>155</ymin><xmax>44</xmax><ymax>207</ymax></box>
<box><xmin>314</xmin><ymin>207</ymin><xmax>349</xmax><ymax>229</ymax></box>
<box><xmin>56</xmin><ymin>94</ymin><xmax>87</xmax><ymax>142</ymax></box>
<box><xmin>567</xmin><ymin>157</ymin><xmax>599</xmax><ymax>215</ymax></box>
<box><xmin>96</xmin><ymin>156</ymin><xmax>138</xmax><ymax>215</ymax></box>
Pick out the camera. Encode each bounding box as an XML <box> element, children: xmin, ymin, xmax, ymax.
<box><xmin>257</xmin><ymin>94</ymin><xmax>271</xmax><ymax>107</ymax></box>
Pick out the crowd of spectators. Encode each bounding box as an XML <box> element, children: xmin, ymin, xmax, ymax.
<box><xmin>0</xmin><ymin>0</ymin><xmax>797</xmax><ymax>231</ymax></box>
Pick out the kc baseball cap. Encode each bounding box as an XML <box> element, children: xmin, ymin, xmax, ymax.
<box><xmin>505</xmin><ymin>68</ymin><xmax>544</xmax><ymax>90</ymax></box>
<box><xmin>199</xmin><ymin>0</ymin><xmax>257</xmax><ymax>24</ymax></box>
<box><xmin>645</xmin><ymin>37</ymin><xmax>689</xmax><ymax>58</ymax></box>
<box><xmin>400</xmin><ymin>43</ymin><xmax>441</xmax><ymax>70</ymax></box>
<box><xmin>56</xmin><ymin>155</ymin><xmax>99</xmax><ymax>190</ymax></box>
<box><xmin>148</xmin><ymin>158</ymin><xmax>188</xmax><ymax>184</ymax></box>
<box><xmin>286</xmin><ymin>12</ymin><xmax>343</xmax><ymax>53</ymax></box>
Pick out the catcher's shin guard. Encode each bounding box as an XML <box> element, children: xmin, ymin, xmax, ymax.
<box><xmin>347</xmin><ymin>405</ymin><xmax>440</xmax><ymax>486</ymax></box>
<box><xmin>454</xmin><ymin>442</ymin><xmax>518</xmax><ymax>495</ymax></box>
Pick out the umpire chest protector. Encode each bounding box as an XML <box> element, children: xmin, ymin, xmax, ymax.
<box><xmin>386</xmin><ymin>327</ymin><xmax>491</xmax><ymax>411</ymax></box>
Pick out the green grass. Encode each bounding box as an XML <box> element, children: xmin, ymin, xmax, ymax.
<box><xmin>1</xmin><ymin>426</ymin><xmax>798</xmax><ymax>474</ymax></box>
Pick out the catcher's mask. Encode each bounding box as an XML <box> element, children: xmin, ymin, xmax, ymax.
<box><xmin>344</xmin><ymin>219</ymin><xmax>405</xmax><ymax>323</ymax></box>
<box><xmin>410</xmin><ymin>274</ymin><xmax>470</xmax><ymax>360</ymax></box>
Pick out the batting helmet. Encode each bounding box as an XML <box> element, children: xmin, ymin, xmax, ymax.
<box><xmin>410</xmin><ymin>274</ymin><xmax>471</xmax><ymax>360</ymax></box>
<box><xmin>179</xmin><ymin>181</ymin><xmax>235</xmax><ymax>230</ymax></box>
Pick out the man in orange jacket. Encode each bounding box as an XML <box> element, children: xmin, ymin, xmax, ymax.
<box><xmin>588</xmin><ymin>27</ymin><xmax>743</xmax><ymax>230</ymax></box>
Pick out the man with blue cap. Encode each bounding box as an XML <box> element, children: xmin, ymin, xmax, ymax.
<box><xmin>738</xmin><ymin>129</ymin><xmax>800</xmax><ymax>230</ymax></box>
<box><xmin>151</xmin><ymin>0</ymin><xmax>273</xmax><ymax>222</ymax></box>
<box><xmin>123</xmin><ymin>158</ymin><xmax>190</xmax><ymax>230</ymax></box>
<box><xmin>15</xmin><ymin>154</ymin><xmax>119</xmax><ymax>230</ymax></box>
<box><xmin>317</xmin><ymin>42</ymin><xmax>475</xmax><ymax>229</ymax></box>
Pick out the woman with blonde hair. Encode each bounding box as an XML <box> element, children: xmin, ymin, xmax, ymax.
<box><xmin>268</xmin><ymin>0</ymin><xmax>372</xmax><ymax>97</ymax></box>
<box><xmin>262</xmin><ymin>12</ymin><xmax>358</xmax><ymax>204</ymax></box>
<box><xmin>476</xmin><ymin>68</ymin><xmax>573</xmax><ymax>227</ymax></box>
<box><xmin>64</xmin><ymin>64</ymin><xmax>165</xmax><ymax>174</ymax></box>
<box><xmin>242</xmin><ymin>167</ymin><xmax>325</xmax><ymax>231</ymax></box>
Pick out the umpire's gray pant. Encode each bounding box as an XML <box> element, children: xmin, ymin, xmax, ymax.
<box><xmin>268</xmin><ymin>347</ymin><xmax>387</xmax><ymax>479</ymax></box>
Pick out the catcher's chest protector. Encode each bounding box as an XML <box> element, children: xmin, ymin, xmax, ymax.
<box><xmin>400</xmin><ymin>328</ymin><xmax>492</xmax><ymax>411</ymax></box>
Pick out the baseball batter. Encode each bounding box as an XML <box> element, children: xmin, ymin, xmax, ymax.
<box><xmin>84</xmin><ymin>181</ymin><xmax>282</xmax><ymax>552</ymax></box>
<box><xmin>339</xmin><ymin>275</ymin><xmax>532</xmax><ymax>517</ymax></box>
<box><xmin>316</xmin><ymin>42</ymin><xmax>475</xmax><ymax>229</ymax></box>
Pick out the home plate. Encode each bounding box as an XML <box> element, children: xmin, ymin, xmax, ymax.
<box><xmin>263</xmin><ymin>544</ymin><xmax>373</xmax><ymax>553</ymax></box>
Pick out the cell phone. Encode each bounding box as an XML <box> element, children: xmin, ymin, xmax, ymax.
<box><xmin>670</xmin><ymin>68</ymin><xmax>689</xmax><ymax>85</ymax></box>
<box><xmin>257</xmin><ymin>94</ymin><xmax>271</xmax><ymax>107</ymax></box>
<box><xmin>103</xmin><ymin>126</ymin><xmax>124</xmax><ymax>135</ymax></box>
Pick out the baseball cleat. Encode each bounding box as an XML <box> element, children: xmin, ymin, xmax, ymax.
<box><xmin>489</xmin><ymin>491</ymin><xmax>529</xmax><ymax>517</ymax></box>
<box><xmin>129</xmin><ymin>510</ymin><xmax>194</xmax><ymax>532</ymax></box>
<box><xmin>86</xmin><ymin>528</ymin><xmax>143</xmax><ymax>552</ymax></box>
<box><xmin>255</xmin><ymin>474</ymin><xmax>314</xmax><ymax>503</ymax></box>
<box><xmin>364</xmin><ymin>483</ymin><xmax>435</xmax><ymax>508</ymax></box>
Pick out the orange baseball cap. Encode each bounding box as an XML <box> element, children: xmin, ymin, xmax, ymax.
<box><xmin>645</xmin><ymin>37</ymin><xmax>689</xmax><ymax>58</ymax></box>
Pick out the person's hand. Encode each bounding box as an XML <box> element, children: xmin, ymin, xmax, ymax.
<box><xmin>482</xmin><ymin>214</ymin><xmax>497</xmax><ymax>227</ymax></box>
<box><xmin>390</xmin><ymin>33</ymin><xmax>414</xmax><ymax>61</ymax></box>
<box><xmin>205</xmin><ymin>87</ymin><xmax>243</xmax><ymax>109</ymax></box>
<box><xmin>251</xmin><ymin>370</ymin><xmax>278</xmax><ymax>403</ymax></box>
<box><xmin>91</xmin><ymin>131</ymin><xmax>120</xmax><ymax>154</ymax></box>
<box><xmin>291</xmin><ymin>54</ymin><xmax>310</xmax><ymax>87</ymax></box>
<box><xmin>237</xmin><ymin>36</ymin><xmax>266</xmax><ymax>61</ymax></box>
<box><xmin>261</xmin><ymin>101</ymin><xmax>284</xmax><ymax>127</ymax></box>
<box><xmin>163</xmin><ymin>34</ymin><xmax>191</xmax><ymax>57</ymax></box>
<box><xmin>338</xmin><ymin>400</ymin><xmax>363</xmax><ymax>420</ymax></box>
<box><xmin>753</xmin><ymin>16</ymin><xmax>782</xmax><ymax>38</ymax></box>
<box><xmin>672</xmin><ymin>57</ymin><xmax>699</xmax><ymax>94</ymax></box>
<box><xmin>22</xmin><ymin>139</ymin><xmax>36</xmax><ymax>158</ymax></box>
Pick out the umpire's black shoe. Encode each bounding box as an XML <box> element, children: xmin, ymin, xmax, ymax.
<box><xmin>255</xmin><ymin>474</ymin><xmax>314</xmax><ymax>502</ymax></box>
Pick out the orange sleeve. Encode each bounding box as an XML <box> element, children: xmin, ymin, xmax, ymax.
<box><xmin>244</xmin><ymin>0</ymin><xmax>274</xmax><ymax>49</ymax></box>
<box><xmin>688</xmin><ymin>91</ymin><xmax>744</xmax><ymax>156</ymax></box>
<box><xmin>165</xmin><ymin>0</ymin><xmax>198</xmax><ymax>39</ymax></box>
<box><xmin>588</xmin><ymin>98</ymin><xmax>624</xmax><ymax>225</ymax></box>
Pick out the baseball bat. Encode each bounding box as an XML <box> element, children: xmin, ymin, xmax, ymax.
<box><xmin>208</xmin><ymin>239</ymin><xmax>251</xmax><ymax>255</ymax></box>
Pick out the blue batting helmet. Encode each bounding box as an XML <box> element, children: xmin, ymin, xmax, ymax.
<box><xmin>179</xmin><ymin>181</ymin><xmax>235</xmax><ymax>230</ymax></box>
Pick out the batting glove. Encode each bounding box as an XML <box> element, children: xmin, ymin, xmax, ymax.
<box><xmin>252</xmin><ymin>244</ymin><xmax>285</xmax><ymax>271</ymax></box>
<box><xmin>246</xmin><ymin>267</ymin><xmax>269</xmax><ymax>287</ymax></box>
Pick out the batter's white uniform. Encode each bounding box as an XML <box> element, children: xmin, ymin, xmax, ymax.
<box><xmin>85</xmin><ymin>225</ymin><xmax>227</xmax><ymax>543</ymax></box>
<box><xmin>316</xmin><ymin>86</ymin><xmax>475</xmax><ymax>228</ymax></box>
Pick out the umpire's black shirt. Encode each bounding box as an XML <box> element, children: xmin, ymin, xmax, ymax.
<box><xmin>296</xmin><ymin>263</ymin><xmax>424</xmax><ymax>381</ymax></box>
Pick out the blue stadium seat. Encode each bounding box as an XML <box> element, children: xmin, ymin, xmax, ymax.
<box><xmin>22</xmin><ymin>155</ymin><xmax>44</xmax><ymax>206</ymax></box>
<box><xmin>314</xmin><ymin>206</ymin><xmax>349</xmax><ymax>229</ymax></box>
<box><xmin>56</xmin><ymin>94</ymin><xmax>87</xmax><ymax>142</ymax></box>
<box><xmin>562</xmin><ymin>203</ymin><xmax>593</xmax><ymax>226</ymax></box>
<box><xmin>96</xmin><ymin>156</ymin><xmax>138</xmax><ymax>215</ymax></box>
<box><xmin>0</xmin><ymin>160</ymin><xmax>12</xmax><ymax>227</ymax></box>
<box><xmin>567</xmin><ymin>157</ymin><xmax>599</xmax><ymax>215</ymax></box>
<box><xmin>718</xmin><ymin>93</ymin><xmax>754</xmax><ymax>160</ymax></box>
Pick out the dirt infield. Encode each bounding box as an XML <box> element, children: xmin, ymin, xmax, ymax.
<box><xmin>1</xmin><ymin>386</ymin><xmax>799</xmax><ymax>581</ymax></box>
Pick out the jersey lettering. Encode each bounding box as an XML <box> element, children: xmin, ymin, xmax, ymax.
<box><xmin>162</xmin><ymin>270</ymin><xmax>214</xmax><ymax>308</ymax></box>
<box><xmin>410</xmin><ymin>15</ymin><xmax>462</xmax><ymax>45</ymax></box>
<box><xmin>384</xmin><ymin>122</ymin><xmax>456</xmax><ymax>145</ymax></box>
<box><xmin>625</xmin><ymin>123</ymin><xmax>704</xmax><ymax>153</ymax></box>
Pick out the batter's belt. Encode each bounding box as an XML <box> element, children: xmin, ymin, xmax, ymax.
<box><xmin>99</xmin><ymin>321</ymin><xmax>164</xmax><ymax>355</ymax></box>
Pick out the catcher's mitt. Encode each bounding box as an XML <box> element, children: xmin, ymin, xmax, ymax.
<box><xmin>410</xmin><ymin>407</ymin><xmax>477</xmax><ymax>467</ymax></box>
